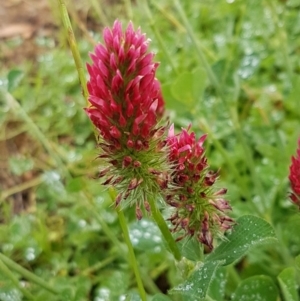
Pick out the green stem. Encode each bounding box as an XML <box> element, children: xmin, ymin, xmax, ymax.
<box><xmin>148</xmin><ymin>198</ymin><xmax>182</xmax><ymax>261</ymax></box>
<box><xmin>109</xmin><ymin>189</ymin><xmax>147</xmax><ymax>301</ymax></box>
<box><xmin>0</xmin><ymin>258</ymin><xmax>36</xmax><ymax>300</ymax></box>
<box><xmin>57</xmin><ymin>0</ymin><xmax>89</xmax><ymax>105</ymax></box>
<box><xmin>0</xmin><ymin>253</ymin><xmax>59</xmax><ymax>295</ymax></box>
<box><xmin>82</xmin><ymin>255</ymin><xmax>116</xmax><ymax>276</ymax></box>
<box><xmin>116</xmin><ymin>208</ymin><xmax>147</xmax><ymax>301</ymax></box>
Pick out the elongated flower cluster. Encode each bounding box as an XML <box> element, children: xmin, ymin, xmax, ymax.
<box><xmin>166</xmin><ymin>125</ymin><xmax>234</xmax><ymax>250</ymax></box>
<box><xmin>85</xmin><ymin>20</ymin><xmax>168</xmax><ymax>216</ymax></box>
<box><xmin>86</xmin><ymin>20</ymin><xmax>164</xmax><ymax>151</ymax></box>
<box><xmin>289</xmin><ymin>138</ymin><xmax>300</xmax><ymax>208</ymax></box>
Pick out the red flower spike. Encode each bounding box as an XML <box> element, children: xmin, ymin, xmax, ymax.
<box><xmin>289</xmin><ymin>138</ymin><xmax>300</xmax><ymax>208</ymax></box>
<box><xmin>86</xmin><ymin>20</ymin><xmax>165</xmax><ymax>152</ymax></box>
<box><xmin>86</xmin><ymin>21</ymin><xmax>169</xmax><ymax>215</ymax></box>
<box><xmin>166</xmin><ymin>124</ymin><xmax>234</xmax><ymax>250</ymax></box>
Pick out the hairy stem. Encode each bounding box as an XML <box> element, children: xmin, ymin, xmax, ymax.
<box><xmin>109</xmin><ymin>189</ymin><xmax>147</xmax><ymax>301</ymax></box>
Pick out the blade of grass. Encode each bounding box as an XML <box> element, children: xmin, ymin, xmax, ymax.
<box><xmin>57</xmin><ymin>0</ymin><xmax>89</xmax><ymax>105</ymax></box>
<box><xmin>0</xmin><ymin>258</ymin><xmax>36</xmax><ymax>300</ymax></box>
<box><xmin>0</xmin><ymin>253</ymin><xmax>59</xmax><ymax>295</ymax></box>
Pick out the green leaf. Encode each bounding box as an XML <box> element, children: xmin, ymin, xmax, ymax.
<box><xmin>231</xmin><ymin>275</ymin><xmax>278</xmax><ymax>301</ymax></box>
<box><xmin>152</xmin><ymin>294</ymin><xmax>173</xmax><ymax>301</ymax></box>
<box><xmin>129</xmin><ymin>219</ymin><xmax>163</xmax><ymax>253</ymax></box>
<box><xmin>169</xmin><ymin>259</ymin><xmax>224</xmax><ymax>300</ymax></box>
<box><xmin>66</xmin><ymin>177</ymin><xmax>86</xmax><ymax>193</ymax></box>
<box><xmin>125</xmin><ymin>292</ymin><xmax>142</xmax><ymax>301</ymax></box>
<box><xmin>7</xmin><ymin>69</ymin><xmax>24</xmax><ymax>92</ymax></box>
<box><xmin>161</xmin><ymin>82</ymin><xmax>184</xmax><ymax>113</ymax></box>
<box><xmin>206</xmin><ymin>215</ymin><xmax>277</xmax><ymax>266</ymax></box>
<box><xmin>0</xmin><ymin>288</ymin><xmax>22</xmax><ymax>301</ymax></box>
<box><xmin>177</xmin><ymin>236</ymin><xmax>203</xmax><ymax>261</ymax></box>
<box><xmin>207</xmin><ymin>267</ymin><xmax>227</xmax><ymax>301</ymax></box>
<box><xmin>278</xmin><ymin>267</ymin><xmax>299</xmax><ymax>301</ymax></box>
<box><xmin>171</xmin><ymin>67</ymin><xmax>207</xmax><ymax>110</ymax></box>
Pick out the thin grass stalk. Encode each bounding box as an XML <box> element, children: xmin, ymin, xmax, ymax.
<box><xmin>0</xmin><ymin>253</ymin><xmax>59</xmax><ymax>295</ymax></box>
<box><xmin>5</xmin><ymin>92</ymin><xmax>69</xmax><ymax>177</ymax></box>
<box><xmin>57</xmin><ymin>0</ymin><xmax>89</xmax><ymax>105</ymax></box>
<box><xmin>0</xmin><ymin>258</ymin><xmax>36</xmax><ymax>300</ymax></box>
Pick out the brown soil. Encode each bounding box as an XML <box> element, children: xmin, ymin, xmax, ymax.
<box><xmin>0</xmin><ymin>0</ymin><xmax>58</xmax><ymax>68</ymax></box>
<box><xmin>0</xmin><ymin>0</ymin><xmax>59</xmax><ymax>214</ymax></box>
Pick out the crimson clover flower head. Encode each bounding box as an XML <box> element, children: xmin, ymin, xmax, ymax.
<box><xmin>166</xmin><ymin>124</ymin><xmax>234</xmax><ymax>250</ymax></box>
<box><xmin>85</xmin><ymin>20</ymin><xmax>168</xmax><ymax>217</ymax></box>
<box><xmin>289</xmin><ymin>138</ymin><xmax>300</xmax><ymax>208</ymax></box>
<box><xmin>86</xmin><ymin>20</ymin><xmax>164</xmax><ymax>151</ymax></box>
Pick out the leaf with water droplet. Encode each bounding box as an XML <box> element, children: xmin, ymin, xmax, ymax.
<box><xmin>177</xmin><ymin>236</ymin><xmax>203</xmax><ymax>261</ymax></box>
<box><xmin>129</xmin><ymin>219</ymin><xmax>163</xmax><ymax>253</ymax></box>
<box><xmin>169</xmin><ymin>259</ymin><xmax>225</xmax><ymax>300</ymax></box>
<box><xmin>231</xmin><ymin>275</ymin><xmax>278</xmax><ymax>301</ymax></box>
<box><xmin>207</xmin><ymin>267</ymin><xmax>227</xmax><ymax>301</ymax></box>
<box><xmin>278</xmin><ymin>267</ymin><xmax>299</xmax><ymax>301</ymax></box>
<box><xmin>206</xmin><ymin>215</ymin><xmax>277</xmax><ymax>266</ymax></box>
<box><xmin>125</xmin><ymin>291</ymin><xmax>142</xmax><ymax>301</ymax></box>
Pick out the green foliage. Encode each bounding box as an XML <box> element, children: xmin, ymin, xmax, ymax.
<box><xmin>206</xmin><ymin>215</ymin><xmax>277</xmax><ymax>265</ymax></box>
<box><xmin>278</xmin><ymin>267</ymin><xmax>299</xmax><ymax>301</ymax></box>
<box><xmin>1</xmin><ymin>0</ymin><xmax>300</xmax><ymax>300</ymax></box>
<box><xmin>231</xmin><ymin>275</ymin><xmax>278</xmax><ymax>301</ymax></box>
<box><xmin>170</xmin><ymin>67</ymin><xmax>207</xmax><ymax>112</ymax></box>
<box><xmin>170</xmin><ymin>215</ymin><xmax>277</xmax><ymax>300</ymax></box>
<box><xmin>170</xmin><ymin>260</ymin><xmax>224</xmax><ymax>300</ymax></box>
